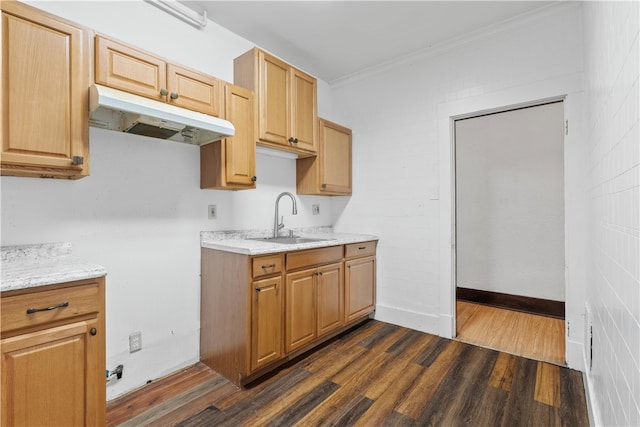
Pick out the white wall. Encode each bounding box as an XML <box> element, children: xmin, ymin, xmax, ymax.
<box><xmin>455</xmin><ymin>102</ymin><xmax>565</xmax><ymax>302</ymax></box>
<box><xmin>330</xmin><ymin>3</ymin><xmax>588</xmax><ymax>367</ymax></box>
<box><xmin>581</xmin><ymin>1</ymin><xmax>640</xmax><ymax>426</ymax></box>
<box><xmin>1</xmin><ymin>1</ymin><xmax>334</xmax><ymax>399</ymax></box>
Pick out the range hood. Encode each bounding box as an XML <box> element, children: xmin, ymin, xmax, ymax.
<box><xmin>89</xmin><ymin>84</ymin><xmax>235</xmax><ymax>145</ymax></box>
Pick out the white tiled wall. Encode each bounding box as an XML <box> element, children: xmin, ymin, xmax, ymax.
<box><xmin>582</xmin><ymin>1</ymin><xmax>640</xmax><ymax>426</ymax></box>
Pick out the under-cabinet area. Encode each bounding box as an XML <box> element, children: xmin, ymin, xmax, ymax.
<box><xmin>200</xmin><ymin>238</ymin><xmax>376</xmax><ymax>387</ymax></box>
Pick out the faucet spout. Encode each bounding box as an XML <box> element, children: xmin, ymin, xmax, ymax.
<box><xmin>273</xmin><ymin>192</ymin><xmax>298</xmax><ymax>238</ymax></box>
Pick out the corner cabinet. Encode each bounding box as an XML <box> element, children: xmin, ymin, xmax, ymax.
<box><xmin>297</xmin><ymin>118</ymin><xmax>352</xmax><ymax>196</ymax></box>
<box><xmin>201</xmin><ymin>84</ymin><xmax>256</xmax><ymax>190</ymax></box>
<box><xmin>1</xmin><ymin>1</ymin><xmax>90</xmax><ymax>179</ymax></box>
<box><xmin>95</xmin><ymin>35</ymin><xmax>224</xmax><ymax>117</ymax></box>
<box><xmin>200</xmin><ymin>241</ymin><xmax>375</xmax><ymax>387</ymax></box>
<box><xmin>234</xmin><ymin>48</ymin><xmax>317</xmax><ymax>156</ymax></box>
<box><xmin>1</xmin><ymin>278</ymin><xmax>106</xmax><ymax>426</ymax></box>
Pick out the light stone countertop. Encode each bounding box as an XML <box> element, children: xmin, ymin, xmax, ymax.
<box><xmin>201</xmin><ymin>226</ymin><xmax>378</xmax><ymax>255</ymax></box>
<box><xmin>1</xmin><ymin>243</ymin><xmax>107</xmax><ymax>292</ymax></box>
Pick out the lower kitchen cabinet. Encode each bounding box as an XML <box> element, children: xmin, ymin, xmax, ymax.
<box><xmin>200</xmin><ymin>241</ymin><xmax>374</xmax><ymax>387</ymax></box>
<box><xmin>345</xmin><ymin>242</ymin><xmax>377</xmax><ymax>322</ymax></box>
<box><xmin>1</xmin><ymin>278</ymin><xmax>106</xmax><ymax>427</ymax></box>
<box><xmin>251</xmin><ymin>276</ymin><xmax>283</xmax><ymax>371</ymax></box>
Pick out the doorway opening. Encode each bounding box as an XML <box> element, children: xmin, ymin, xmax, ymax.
<box><xmin>453</xmin><ymin>101</ymin><xmax>566</xmax><ymax>366</ymax></box>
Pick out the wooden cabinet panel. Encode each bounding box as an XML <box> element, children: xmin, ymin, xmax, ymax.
<box><xmin>317</xmin><ymin>263</ymin><xmax>343</xmax><ymax>337</ymax></box>
<box><xmin>1</xmin><ymin>1</ymin><xmax>89</xmax><ymax>178</ymax></box>
<box><xmin>345</xmin><ymin>241</ymin><xmax>377</xmax><ymax>259</ymax></box>
<box><xmin>167</xmin><ymin>64</ymin><xmax>222</xmax><ymax>117</ymax></box>
<box><xmin>201</xmin><ymin>83</ymin><xmax>256</xmax><ymax>190</ymax></box>
<box><xmin>1</xmin><ymin>278</ymin><xmax>106</xmax><ymax>427</ymax></box>
<box><xmin>251</xmin><ymin>276</ymin><xmax>283</xmax><ymax>371</ymax></box>
<box><xmin>297</xmin><ymin>118</ymin><xmax>352</xmax><ymax>196</ymax></box>
<box><xmin>285</xmin><ymin>269</ymin><xmax>317</xmax><ymax>353</ymax></box>
<box><xmin>234</xmin><ymin>48</ymin><xmax>317</xmax><ymax>156</ymax></box>
<box><xmin>95</xmin><ymin>35</ymin><xmax>166</xmax><ymax>101</ymax></box>
<box><xmin>291</xmin><ymin>69</ymin><xmax>317</xmax><ymax>152</ymax></box>
<box><xmin>260</xmin><ymin>51</ymin><xmax>289</xmax><ymax>146</ymax></box>
<box><xmin>251</xmin><ymin>254</ymin><xmax>282</xmax><ymax>279</ymax></box>
<box><xmin>286</xmin><ymin>246</ymin><xmax>343</xmax><ymax>271</ymax></box>
<box><xmin>345</xmin><ymin>256</ymin><xmax>376</xmax><ymax>322</ymax></box>
<box><xmin>1</xmin><ymin>281</ymin><xmax>100</xmax><ymax>333</ymax></box>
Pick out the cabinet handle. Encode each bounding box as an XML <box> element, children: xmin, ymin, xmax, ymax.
<box><xmin>261</xmin><ymin>263</ymin><xmax>276</xmax><ymax>269</ymax></box>
<box><xmin>359</xmin><ymin>246</ymin><xmax>366</xmax><ymax>250</ymax></box>
<box><xmin>170</xmin><ymin>92</ymin><xmax>179</xmax><ymax>100</ymax></box>
<box><xmin>72</xmin><ymin>156</ymin><xmax>84</xmax><ymax>166</ymax></box>
<box><xmin>321</xmin><ymin>184</ymin><xmax>327</xmax><ymax>189</ymax></box>
<box><xmin>255</xmin><ymin>287</ymin><xmax>262</xmax><ymax>292</ymax></box>
<box><xmin>160</xmin><ymin>88</ymin><xmax>169</xmax><ymax>96</ymax></box>
<box><xmin>26</xmin><ymin>301</ymin><xmax>69</xmax><ymax>314</ymax></box>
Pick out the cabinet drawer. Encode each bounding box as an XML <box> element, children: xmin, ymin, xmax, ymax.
<box><xmin>345</xmin><ymin>241</ymin><xmax>377</xmax><ymax>259</ymax></box>
<box><xmin>286</xmin><ymin>246</ymin><xmax>343</xmax><ymax>271</ymax></box>
<box><xmin>252</xmin><ymin>254</ymin><xmax>282</xmax><ymax>278</ymax></box>
<box><xmin>1</xmin><ymin>281</ymin><xmax>101</xmax><ymax>334</ymax></box>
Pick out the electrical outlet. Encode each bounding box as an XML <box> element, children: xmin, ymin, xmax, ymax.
<box><xmin>208</xmin><ymin>204</ymin><xmax>217</xmax><ymax>219</ymax></box>
<box><xmin>129</xmin><ymin>331</ymin><xmax>142</xmax><ymax>353</ymax></box>
<box><xmin>312</xmin><ymin>204</ymin><xmax>320</xmax><ymax>215</ymax></box>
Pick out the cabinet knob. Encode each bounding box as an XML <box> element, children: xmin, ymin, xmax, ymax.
<box><xmin>293</xmin><ymin>138</ymin><xmax>298</xmax><ymax>143</ymax></box>
<box><xmin>251</xmin><ymin>176</ymin><xmax>257</xmax><ymax>182</ymax></box>
<box><xmin>90</xmin><ymin>327</ymin><xmax>97</xmax><ymax>336</ymax></box>
<box><xmin>160</xmin><ymin>88</ymin><xmax>169</xmax><ymax>96</ymax></box>
<box><xmin>321</xmin><ymin>184</ymin><xmax>327</xmax><ymax>189</ymax></box>
<box><xmin>170</xmin><ymin>92</ymin><xmax>179</xmax><ymax>100</ymax></box>
<box><xmin>288</xmin><ymin>137</ymin><xmax>295</xmax><ymax>143</ymax></box>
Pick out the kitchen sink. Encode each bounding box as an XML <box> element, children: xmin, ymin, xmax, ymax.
<box><xmin>249</xmin><ymin>236</ymin><xmax>334</xmax><ymax>245</ymax></box>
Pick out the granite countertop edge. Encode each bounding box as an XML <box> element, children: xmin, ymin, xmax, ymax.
<box><xmin>1</xmin><ymin>243</ymin><xmax>107</xmax><ymax>293</ymax></box>
<box><xmin>201</xmin><ymin>227</ymin><xmax>378</xmax><ymax>255</ymax></box>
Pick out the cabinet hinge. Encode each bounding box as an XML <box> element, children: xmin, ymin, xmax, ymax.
<box><xmin>565</xmin><ymin>120</ymin><xmax>569</xmax><ymax>136</ymax></box>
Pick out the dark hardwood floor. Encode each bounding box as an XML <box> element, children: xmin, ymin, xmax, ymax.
<box><xmin>108</xmin><ymin>320</ymin><xmax>589</xmax><ymax>426</ymax></box>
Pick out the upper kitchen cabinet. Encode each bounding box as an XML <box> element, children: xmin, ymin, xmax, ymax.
<box><xmin>201</xmin><ymin>83</ymin><xmax>256</xmax><ymax>190</ymax></box>
<box><xmin>95</xmin><ymin>35</ymin><xmax>223</xmax><ymax>117</ymax></box>
<box><xmin>1</xmin><ymin>1</ymin><xmax>90</xmax><ymax>179</ymax></box>
<box><xmin>234</xmin><ymin>48</ymin><xmax>317</xmax><ymax>156</ymax></box>
<box><xmin>297</xmin><ymin>118</ymin><xmax>352</xmax><ymax>196</ymax></box>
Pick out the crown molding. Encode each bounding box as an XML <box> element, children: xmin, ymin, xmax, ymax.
<box><xmin>330</xmin><ymin>1</ymin><xmax>581</xmax><ymax>89</ymax></box>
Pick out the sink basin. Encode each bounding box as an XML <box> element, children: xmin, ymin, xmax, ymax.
<box><xmin>249</xmin><ymin>236</ymin><xmax>334</xmax><ymax>245</ymax></box>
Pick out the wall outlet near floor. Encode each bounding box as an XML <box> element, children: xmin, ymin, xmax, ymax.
<box><xmin>312</xmin><ymin>204</ymin><xmax>320</xmax><ymax>215</ymax></box>
<box><xmin>208</xmin><ymin>204</ymin><xmax>217</xmax><ymax>219</ymax></box>
<box><xmin>129</xmin><ymin>331</ymin><xmax>142</xmax><ymax>353</ymax></box>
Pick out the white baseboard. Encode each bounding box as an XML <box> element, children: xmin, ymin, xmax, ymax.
<box><xmin>373</xmin><ymin>305</ymin><xmax>439</xmax><ymax>335</ymax></box>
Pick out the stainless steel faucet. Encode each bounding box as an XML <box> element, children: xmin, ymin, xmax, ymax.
<box><xmin>273</xmin><ymin>192</ymin><xmax>298</xmax><ymax>238</ymax></box>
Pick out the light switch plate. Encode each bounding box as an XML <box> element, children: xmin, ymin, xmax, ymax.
<box><xmin>312</xmin><ymin>204</ymin><xmax>320</xmax><ymax>215</ymax></box>
<box><xmin>208</xmin><ymin>205</ymin><xmax>217</xmax><ymax>219</ymax></box>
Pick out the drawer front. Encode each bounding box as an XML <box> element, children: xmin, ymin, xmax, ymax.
<box><xmin>344</xmin><ymin>241</ymin><xmax>377</xmax><ymax>259</ymax></box>
<box><xmin>252</xmin><ymin>254</ymin><xmax>283</xmax><ymax>278</ymax></box>
<box><xmin>1</xmin><ymin>281</ymin><xmax>100</xmax><ymax>334</ymax></box>
<box><xmin>286</xmin><ymin>245</ymin><xmax>343</xmax><ymax>271</ymax></box>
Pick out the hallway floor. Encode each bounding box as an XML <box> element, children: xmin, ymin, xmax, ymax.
<box><xmin>456</xmin><ymin>301</ymin><xmax>566</xmax><ymax>366</ymax></box>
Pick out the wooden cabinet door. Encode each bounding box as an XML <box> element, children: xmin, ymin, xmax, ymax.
<box><xmin>285</xmin><ymin>269</ymin><xmax>316</xmax><ymax>353</ymax></box>
<box><xmin>95</xmin><ymin>35</ymin><xmax>167</xmax><ymax>102</ymax></box>
<box><xmin>251</xmin><ymin>276</ymin><xmax>283</xmax><ymax>371</ymax></box>
<box><xmin>258</xmin><ymin>51</ymin><xmax>289</xmax><ymax>146</ymax></box>
<box><xmin>1</xmin><ymin>319</ymin><xmax>104</xmax><ymax>427</ymax></box>
<box><xmin>167</xmin><ymin>64</ymin><xmax>222</xmax><ymax>117</ymax></box>
<box><xmin>224</xmin><ymin>84</ymin><xmax>256</xmax><ymax>187</ymax></box>
<box><xmin>320</xmin><ymin>120</ymin><xmax>352</xmax><ymax>195</ymax></box>
<box><xmin>290</xmin><ymin>68</ymin><xmax>317</xmax><ymax>152</ymax></box>
<box><xmin>1</xmin><ymin>2</ymin><xmax>89</xmax><ymax>178</ymax></box>
<box><xmin>317</xmin><ymin>262</ymin><xmax>343</xmax><ymax>337</ymax></box>
<box><xmin>345</xmin><ymin>256</ymin><xmax>376</xmax><ymax>322</ymax></box>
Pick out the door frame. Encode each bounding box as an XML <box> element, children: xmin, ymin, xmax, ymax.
<box><xmin>436</xmin><ymin>74</ymin><xmax>586</xmax><ymax>370</ymax></box>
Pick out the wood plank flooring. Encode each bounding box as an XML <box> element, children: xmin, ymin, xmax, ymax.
<box><xmin>107</xmin><ymin>320</ymin><xmax>588</xmax><ymax>426</ymax></box>
<box><xmin>456</xmin><ymin>301</ymin><xmax>566</xmax><ymax>366</ymax></box>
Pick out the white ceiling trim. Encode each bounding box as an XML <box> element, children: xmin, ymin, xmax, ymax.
<box><xmin>330</xmin><ymin>1</ymin><xmax>580</xmax><ymax>88</ymax></box>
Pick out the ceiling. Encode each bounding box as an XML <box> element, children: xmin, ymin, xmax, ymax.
<box><xmin>181</xmin><ymin>1</ymin><xmax>556</xmax><ymax>84</ymax></box>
